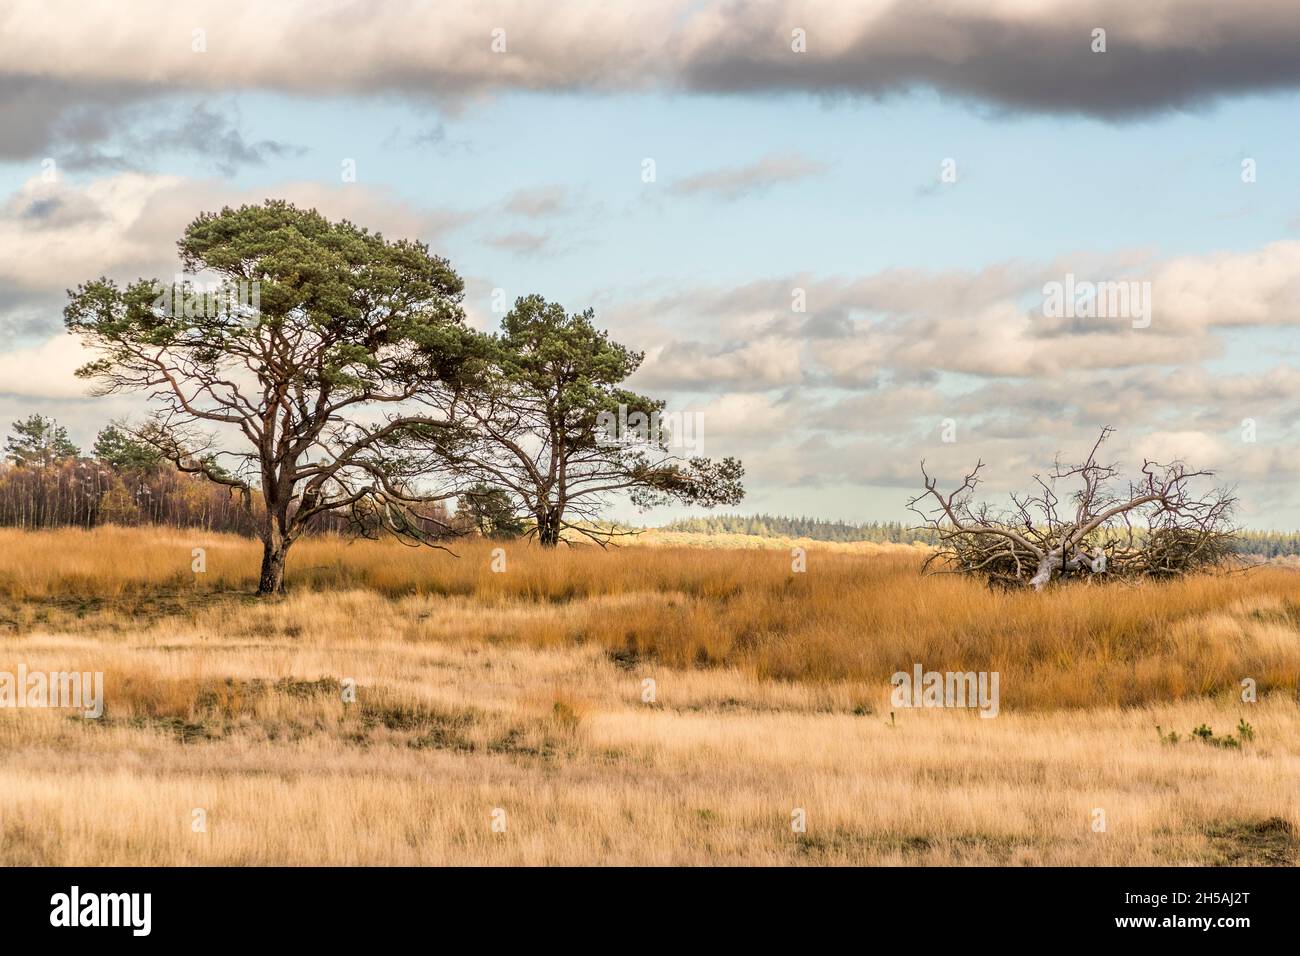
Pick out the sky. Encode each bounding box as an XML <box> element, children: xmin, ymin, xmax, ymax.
<box><xmin>2</xmin><ymin>0</ymin><xmax>1300</xmax><ymax>527</ymax></box>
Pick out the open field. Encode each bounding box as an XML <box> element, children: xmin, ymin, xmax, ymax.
<box><xmin>0</xmin><ymin>526</ymin><xmax>1297</xmax><ymax>865</ymax></box>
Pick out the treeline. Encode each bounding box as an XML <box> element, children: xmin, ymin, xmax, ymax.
<box><xmin>662</xmin><ymin>514</ymin><xmax>942</xmax><ymax>545</ymax></box>
<box><xmin>663</xmin><ymin>513</ymin><xmax>1300</xmax><ymax>556</ymax></box>
<box><xmin>1232</xmin><ymin>530</ymin><xmax>1300</xmax><ymax>557</ymax></box>
<box><xmin>0</xmin><ymin>455</ymin><xmax>260</xmax><ymax>533</ymax></box>
<box><xmin>0</xmin><ymin>415</ymin><xmax>453</xmax><ymax>536</ymax></box>
<box><xmin>12</xmin><ymin>409</ymin><xmax>1297</xmax><ymax>557</ymax></box>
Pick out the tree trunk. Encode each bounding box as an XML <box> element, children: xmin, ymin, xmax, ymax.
<box><xmin>258</xmin><ymin>524</ymin><xmax>288</xmax><ymax>595</ymax></box>
<box><xmin>1030</xmin><ymin>552</ymin><xmax>1061</xmax><ymax>591</ymax></box>
<box><xmin>536</xmin><ymin>508</ymin><xmax>561</xmax><ymax>548</ymax></box>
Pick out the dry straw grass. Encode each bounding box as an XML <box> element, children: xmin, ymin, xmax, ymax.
<box><xmin>0</xmin><ymin>526</ymin><xmax>1296</xmax><ymax>865</ymax></box>
<box><xmin>2</xmin><ymin>526</ymin><xmax>1297</xmax><ymax>710</ymax></box>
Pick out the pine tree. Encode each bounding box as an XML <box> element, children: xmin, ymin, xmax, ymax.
<box><xmin>4</xmin><ymin>415</ymin><xmax>80</xmax><ymax>468</ymax></box>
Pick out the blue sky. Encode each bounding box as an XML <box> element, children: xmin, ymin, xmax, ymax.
<box><xmin>78</xmin><ymin>86</ymin><xmax>1300</xmax><ymax>295</ymax></box>
<box><xmin>10</xmin><ymin>86</ymin><xmax>1290</xmax><ymax>282</ymax></box>
<box><xmin>3</xmin><ymin>1</ymin><xmax>1300</xmax><ymax>528</ymax></box>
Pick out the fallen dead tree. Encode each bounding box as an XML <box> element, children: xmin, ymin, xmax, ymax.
<box><xmin>907</xmin><ymin>427</ymin><xmax>1238</xmax><ymax>590</ymax></box>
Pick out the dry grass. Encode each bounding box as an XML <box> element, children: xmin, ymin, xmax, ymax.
<box><xmin>3</xmin><ymin>526</ymin><xmax>1298</xmax><ymax>710</ymax></box>
<box><xmin>0</xmin><ymin>526</ymin><xmax>1297</xmax><ymax>865</ymax></box>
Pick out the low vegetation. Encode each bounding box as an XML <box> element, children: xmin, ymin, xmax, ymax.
<box><xmin>2</xmin><ymin>527</ymin><xmax>1297</xmax><ymax>709</ymax></box>
<box><xmin>0</xmin><ymin>526</ymin><xmax>1296</xmax><ymax>865</ymax></box>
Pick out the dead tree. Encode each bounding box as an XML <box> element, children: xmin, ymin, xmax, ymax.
<box><xmin>907</xmin><ymin>427</ymin><xmax>1238</xmax><ymax>590</ymax></box>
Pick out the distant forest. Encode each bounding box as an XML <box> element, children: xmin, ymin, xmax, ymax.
<box><xmin>661</xmin><ymin>513</ymin><xmax>1300</xmax><ymax>557</ymax></box>
<box><xmin>4</xmin><ymin>415</ymin><xmax>1298</xmax><ymax>557</ymax></box>
<box><xmin>663</xmin><ymin>514</ymin><xmax>942</xmax><ymax>545</ymax></box>
<box><xmin>0</xmin><ymin>414</ymin><xmax>453</xmax><ymax>537</ymax></box>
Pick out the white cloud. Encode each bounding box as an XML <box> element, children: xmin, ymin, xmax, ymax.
<box><xmin>0</xmin><ymin>173</ymin><xmax>188</xmax><ymax>292</ymax></box>
<box><xmin>0</xmin><ymin>172</ymin><xmax>475</xmax><ymax>304</ymax></box>
<box><xmin>635</xmin><ymin>337</ymin><xmax>804</xmax><ymax>391</ymax></box>
<box><xmin>617</xmin><ymin>240</ymin><xmax>1300</xmax><ymax>388</ymax></box>
<box><xmin>690</xmin><ymin>392</ymin><xmax>796</xmax><ymax>439</ymax></box>
<box><xmin>0</xmin><ymin>334</ymin><xmax>93</xmax><ymax>399</ymax></box>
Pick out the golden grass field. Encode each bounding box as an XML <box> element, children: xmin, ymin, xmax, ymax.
<box><xmin>0</xmin><ymin>526</ymin><xmax>1297</xmax><ymax>865</ymax></box>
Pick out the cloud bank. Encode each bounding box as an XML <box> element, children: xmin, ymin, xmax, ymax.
<box><xmin>5</xmin><ymin>0</ymin><xmax>1300</xmax><ymax>164</ymax></box>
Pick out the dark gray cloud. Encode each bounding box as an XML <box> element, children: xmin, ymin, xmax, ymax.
<box><xmin>0</xmin><ymin>75</ymin><xmax>153</xmax><ymax>161</ymax></box>
<box><xmin>1</xmin><ymin>191</ymin><xmax>104</xmax><ymax>231</ymax></box>
<box><xmin>0</xmin><ymin>290</ymin><xmax>71</xmax><ymax>355</ymax></box>
<box><xmin>62</xmin><ymin>103</ymin><xmax>304</xmax><ymax>176</ymax></box>
<box><xmin>681</xmin><ymin>2</ymin><xmax>1300</xmax><ymax>119</ymax></box>
<box><xmin>6</xmin><ymin>0</ymin><xmax>1298</xmax><ymax>163</ymax></box>
<box><xmin>0</xmin><ymin>77</ymin><xmax>301</xmax><ymax>175</ymax></box>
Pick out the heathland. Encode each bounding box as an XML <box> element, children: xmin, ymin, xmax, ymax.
<box><xmin>0</xmin><ymin>526</ymin><xmax>1296</xmax><ymax>865</ymax></box>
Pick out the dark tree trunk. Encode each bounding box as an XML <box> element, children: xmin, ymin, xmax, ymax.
<box><xmin>536</xmin><ymin>508</ymin><xmax>561</xmax><ymax>548</ymax></box>
<box><xmin>257</xmin><ymin>522</ymin><xmax>288</xmax><ymax>595</ymax></box>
